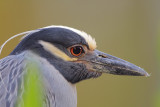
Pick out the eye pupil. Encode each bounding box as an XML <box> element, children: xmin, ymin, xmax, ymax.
<box><xmin>73</xmin><ymin>46</ymin><xmax>81</xmax><ymax>54</ymax></box>
<box><xmin>70</xmin><ymin>46</ymin><xmax>83</xmax><ymax>56</ymax></box>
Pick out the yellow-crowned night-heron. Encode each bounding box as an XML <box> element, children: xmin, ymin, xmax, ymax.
<box><xmin>0</xmin><ymin>26</ymin><xmax>149</xmax><ymax>107</ymax></box>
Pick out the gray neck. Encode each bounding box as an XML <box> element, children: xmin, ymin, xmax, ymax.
<box><xmin>26</xmin><ymin>51</ymin><xmax>77</xmax><ymax>107</ymax></box>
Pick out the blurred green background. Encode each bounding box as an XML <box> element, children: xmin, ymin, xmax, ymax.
<box><xmin>0</xmin><ymin>0</ymin><xmax>160</xmax><ymax>107</ymax></box>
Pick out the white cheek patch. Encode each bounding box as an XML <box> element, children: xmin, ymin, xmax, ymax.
<box><xmin>39</xmin><ymin>40</ymin><xmax>78</xmax><ymax>61</ymax></box>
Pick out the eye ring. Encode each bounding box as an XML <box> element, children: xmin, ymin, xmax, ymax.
<box><xmin>70</xmin><ymin>46</ymin><xmax>84</xmax><ymax>57</ymax></box>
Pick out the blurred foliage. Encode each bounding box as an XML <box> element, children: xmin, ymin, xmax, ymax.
<box><xmin>18</xmin><ymin>62</ymin><xmax>44</xmax><ymax>107</ymax></box>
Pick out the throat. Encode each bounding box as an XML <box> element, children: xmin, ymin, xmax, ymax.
<box><xmin>55</xmin><ymin>63</ymin><xmax>102</xmax><ymax>84</ymax></box>
<box><xmin>27</xmin><ymin>51</ymin><xmax>78</xmax><ymax>107</ymax></box>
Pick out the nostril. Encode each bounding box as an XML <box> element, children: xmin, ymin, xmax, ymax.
<box><xmin>98</xmin><ymin>54</ymin><xmax>107</xmax><ymax>58</ymax></box>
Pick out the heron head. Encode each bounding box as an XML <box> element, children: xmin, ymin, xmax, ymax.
<box><xmin>11</xmin><ymin>26</ymin><xmax>149</xmax><ymax>84</ymax></box>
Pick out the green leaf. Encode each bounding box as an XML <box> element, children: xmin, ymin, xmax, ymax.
<box><xmin>18</xmin><ymin>62</ymin><xmax>44</xmax><ymax>107</ymax></box>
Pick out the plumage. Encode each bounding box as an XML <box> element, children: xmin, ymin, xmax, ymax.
<box><xmin>0</xmin><ymin>52</ymin><xmax>25</xmax><ymax>107</ymax></box>
<box><xmin>0</xmin><ymin>26</ymin><xmax>149</xmax><ymax>107</ymax></box>
<box><xmin>0</xmin><ymin>51</ymin><xmax>77</xmax><ymax>107</ymax></box>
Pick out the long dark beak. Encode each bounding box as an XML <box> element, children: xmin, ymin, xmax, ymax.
<box><xmin>81</xmin><ymin>50</ymin><xmax>149</xmax><ymax>77</ymax></box>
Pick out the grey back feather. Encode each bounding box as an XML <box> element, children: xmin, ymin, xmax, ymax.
<box><xmin>0</xmin><ymin>53</ymin><xmax>26</xmax><ymax>107</ymax></box>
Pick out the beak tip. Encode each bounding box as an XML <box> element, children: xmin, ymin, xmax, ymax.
<box><xmin>144</xmin><ymin>72</ymin><xmax>150</xmax><ymax>77</ymax></box>
<box><xmin>138</xmin><ymin>68</ymin><xmax>150</xmax><ymax>77</ymax></box>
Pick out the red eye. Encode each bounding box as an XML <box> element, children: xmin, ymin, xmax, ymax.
<box><xmin>70</xmin><ymin>46</ymin><xmax>83</xmax><ymax>56</ymax></box>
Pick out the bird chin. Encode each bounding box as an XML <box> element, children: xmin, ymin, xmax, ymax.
<box><xmin>87</xmin><ymin>69</ymin><xmax>102</xmax><ymax>78</ymax></box>
<box><xmin>73</xmin><ymin>60</ymin><xmax>102</xmax><ymax>78</ymax></box>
